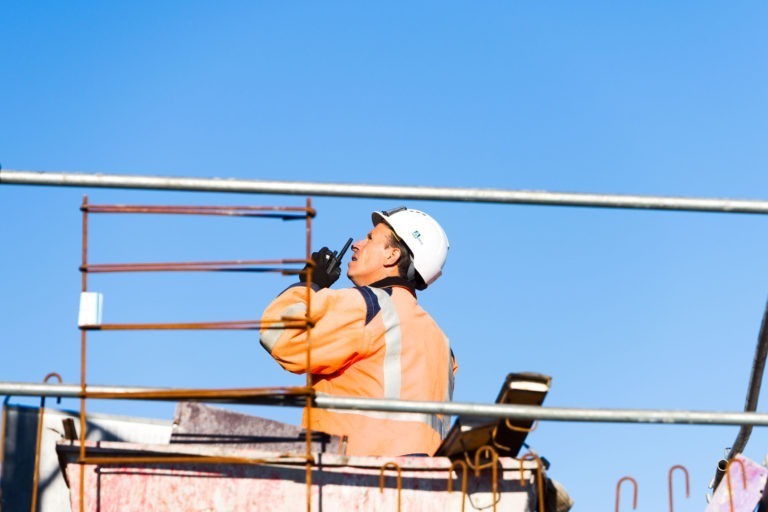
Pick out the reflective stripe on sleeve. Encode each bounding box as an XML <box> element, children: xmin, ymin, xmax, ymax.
<box><xmin>370</xmin><ymin>287</ymin><xmax>402</xmax><ymax>399</ymax></box>
<box><xmin>260</xmin><ymin>302</ymin><xmax>307</xmax><ymax>352</ymax></box>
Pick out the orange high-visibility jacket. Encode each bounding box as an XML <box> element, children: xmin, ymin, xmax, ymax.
<box><xmin>260</xmin><ymin>278</ymin><xmax>457</xmax><ymax>456</ymax></box>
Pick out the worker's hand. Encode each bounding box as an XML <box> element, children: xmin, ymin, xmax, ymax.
<box><xmin>299</xmin><ymin>247</ymin><xmax>341</xmax><ymax>289</ymax></box>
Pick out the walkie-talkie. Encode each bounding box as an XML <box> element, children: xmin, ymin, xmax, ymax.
<box><xmin>325</xmin><ymin>237</ymin><xmax>353</xmax><ymax>274</ymax></box>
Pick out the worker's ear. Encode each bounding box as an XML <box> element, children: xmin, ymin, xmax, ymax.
<box><xmin>384</xmin><ymin>246</ymin><xmax>401</xmax><ymax>268</ymax></box>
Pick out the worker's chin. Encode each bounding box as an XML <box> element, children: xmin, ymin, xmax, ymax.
<box><xmin>347</xmin><ymin>271</ymin><xmax>366</xmax><ymax>287</ymax></box>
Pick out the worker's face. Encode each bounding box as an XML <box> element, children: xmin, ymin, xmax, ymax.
<box><xmin>347</xmin><ymin>222</ymin><xmax>400</xmax><ymax>286</ymax></box>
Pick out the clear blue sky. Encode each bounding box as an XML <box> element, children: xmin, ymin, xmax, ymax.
<box><xmin>2</xmin><ymin>2</ymin><xmax>768</xmax><ymax>510</ymax></box>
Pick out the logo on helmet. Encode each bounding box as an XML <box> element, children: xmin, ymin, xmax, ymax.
<box><xmin>411</xmin><ymin>230</ymin><xmax>423</xmax><ymax>245</ymax></box>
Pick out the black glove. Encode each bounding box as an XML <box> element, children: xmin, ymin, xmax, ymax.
<box><xmin>299</xmin><ymin>247</ymin><xmax>341</xmax><ymax>289</ymax></box>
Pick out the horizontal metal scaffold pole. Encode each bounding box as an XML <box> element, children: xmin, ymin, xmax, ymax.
<box><xmin>3</xmin><ymin>169</ymin><xmax>768</xmax><ymax>214</ymax></box>
<box><xmin>3</xmin><ymin>381</ymin><xmax>768</xmax><ymax>426</ymax></box>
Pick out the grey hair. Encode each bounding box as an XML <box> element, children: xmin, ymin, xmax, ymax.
<box><xmin>386</xmin><ymin>231</ymin><xmax>424</xmax><ymax>287</ymax></box>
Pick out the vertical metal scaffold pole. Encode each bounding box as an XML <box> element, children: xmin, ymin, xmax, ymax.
<box><xmin>79</xmin><ymin>195</ymin><xmax>89</xmax><ymax>512</ymax></box>
<box><xmin>0</xmin><ymin>397</ymin><xmax>7</xmax><ymax>512</ymax></box>
<box><xmin>304</xmin><ymin>197</ymin><xmax>314</xmax><ymax>512</ymax></box>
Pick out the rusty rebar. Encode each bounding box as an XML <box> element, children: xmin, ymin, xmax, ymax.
<box><xmin>519</xmin><ymin>451</ymin><xmax>546</xmax><ymax>512</ymax></box>
<box><xmin>447</xmin><ymin>460</ymin><xmax>469</xmax><ymax>512</ymax></box>
<box><xmin>726</xmin><ymin>458</ymin><xmax>748</xmax><ymax>512</ymax></box>
<box><xmin>505</xmin><ymin>417</ymin><xmax>539</xmax><ymax>433</ymax></box>
<box><xmin>80</xmin><ymin>259</ymin><xmax>305</xmax><ymax>273</ymax></box>
<box><xmin>79</xmin><ymin>319</ymin><xmax>309</xmax><ymax>331</ymax></box>
<box><xmin>80</xmin><ymin>454</ymin><xmax>312</xmax><ymax>466</ymax></box>
<box><xmin>668</xmin><ymin>465</ymin><xmax>690</xmax><ymax>512</ymax></box>
<box><xmin>615</xmin><ymin>476</ymin><xmax>638</xmax><ymax>511</ymax></box>
<box><xmin>473</xmin><ymin>445</ymin><xmax>499</xmax><ymax>512</ymax></box>
<box><xmin>80</xmin><ymin>203</ymin><xmax>314</xmax><ymax>219</ymax></box>
<box><xmin>79</xmin><ymin>196</ymin><xmax>88</xmax><ymax>512</ymax></box>
<box><xmin>304</xmin><ymin>197</ymin><xmax>314</xmax><ymax>512</ymax></box>
<box><xmin>82</xmin><ymin>385</ymin><xmax>314</xmax><ymax>404</ymax></box>
<box><xmin>379</xmin><ymin>461</ymin><xmax>403</xmax><ymax>512</ymax></box>
<box><xmin>488</xmin><ymin>418</ymin><xmax>539</xmax><ymax>454</ymax></box>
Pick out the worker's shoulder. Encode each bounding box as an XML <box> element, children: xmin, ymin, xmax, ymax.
<box><xmin>347</xmin><ymin>285</ymin><xmax>385</xmax><ymax>325</ymax></box>
<box><xmin>316</xmin><ymin>285</ymin><xmax>376</xmax><ymax>309</ymax></box>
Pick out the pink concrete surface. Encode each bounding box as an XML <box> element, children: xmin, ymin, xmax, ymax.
<box><xmin>61</xmin><ymin>441</ymin><xmax>539</xmax><ymax>511</ymax></box>
<box><xmin>705</xmin><ymin>454</ymin><xmax>768</xmax><ymax>512</ymax></box>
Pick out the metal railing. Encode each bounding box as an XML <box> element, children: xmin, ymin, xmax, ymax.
<box><xmin>5</xmin><ymin>168</ymin><xmax>768</xmax><ymax>214</ymax></box>
<box><xmin>4</xmin><ymin>381</ymin><xmax>768</xmax><ymax>427</ymax></box>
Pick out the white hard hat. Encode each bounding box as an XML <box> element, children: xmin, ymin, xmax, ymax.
<box><xmin>371</xmin><ymin>206</ymin><xmax>449</xmax><ymax>287</ymax></box>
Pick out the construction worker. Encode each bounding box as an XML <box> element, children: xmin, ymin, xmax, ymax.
<box><xmin>260</xmin><ymin>206</ymin><xmax>457</xmax><ymax>456</ymax></box>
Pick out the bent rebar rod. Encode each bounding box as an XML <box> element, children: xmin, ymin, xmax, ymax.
<box><xmin>712</xmin><ymin>298</ymin><xmax>768</xmax><ymax>492</ymax></box>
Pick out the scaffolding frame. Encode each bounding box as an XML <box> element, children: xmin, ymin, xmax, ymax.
<box><xmin>73</xmin><ymin>195</ymin><xmax>319</xmax><ymax>512</ymax></box>
<box><xmin>4</xmin><ymin>169</ymin><xmax>768</xmax><ymax>509</ymax></box>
